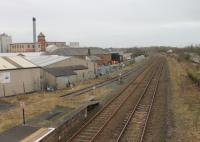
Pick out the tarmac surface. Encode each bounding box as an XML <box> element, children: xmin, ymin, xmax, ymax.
<box><xmin>0</xmin><ymin>125</ymin><xmax>39</xmax><ymax>142</ymax></box>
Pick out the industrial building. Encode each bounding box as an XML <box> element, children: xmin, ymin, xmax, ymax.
<box><xmin>9</xmin><ymin>32</ymin><xmax>66</xmax><ymax>52</ymax></box>
<box><xmin>9</xmin><ymin>17</ymin><xmax>65</xmax><ymax>53</ymax></box>
<box><xmin>47</xmin><ymin>47</ymin><xmax>112</xmax><ymax>65</ymax></box>
<box><xmin>69</xmin><ymin>42</ymin><xmax>80</xmax><ymax>48</ymax></box>
<box><xmin>122</xmin><ymin>53</ymin><xmax>133</xmax><ymax>61</ymax></box>
<box><xmin>25</xmin><ymin>55</ymin><xmax>89</xmax><ymax>68</ymax></box>
<box><xmin>24</xmin><ymin>55</ymin><xmax>96</xmax><ymax>89</ymax></box>
<box><xmin>0</xmin><ymin>33</ymin><xmax>12</xmax><ymax>53</ymax></box>
<box><xmin>0</xmin><ymin>56</ymin><xmax>41</xmax><ymax>97</ymax></box>
<box><xmin>44</xmin><ymin>65</ymin><xmax>88</xmax><ymax>89</ymax></box>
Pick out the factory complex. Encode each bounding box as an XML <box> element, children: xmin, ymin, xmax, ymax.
<box><xmin>0</xmin><ymin>47</ymin><xmax>136</xmax><ymax>97</ymax></box>
<box><xmin>0</xmin><ymin>17</ymin><xmax>136</xmax><ymax>97</ymax></box>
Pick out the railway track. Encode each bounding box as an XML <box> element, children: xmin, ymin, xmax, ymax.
<box><xmin>116</xmin><ymin>61</ymin><xmax>163</xmax><ymax>142</ymax></box>
<box><xmin>65</xmin><ymin>59</ymin><xmax>161</xmax><ymax>142</ymax></box>
<box><xmin>60</xmin><ymin>59</ymin><xmax>152</xmax><ymax>97</ymax></box>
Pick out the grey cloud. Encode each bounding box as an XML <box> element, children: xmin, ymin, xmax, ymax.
<box><xmin>0</xmin><ymin>0</ymin><xmax>200</xmax><ymax>47</ymax></box>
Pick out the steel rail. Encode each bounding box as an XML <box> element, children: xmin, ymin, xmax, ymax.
<box><xmin>115</xmin><ymin>62</ymin><xmax>163</xmax><ymax>142</ymax></box>
<box><xmin>139</xmin><ymin>64</ymin><xmax>164</xmax><ymax>142</ymax></box>
<box><xmin>66</xmin><ymin>61</ymin><xmax>157</xmax><ymax>142</ymax></box>
<box><xmin>89</xmin><ymin>62</ymin><xmax>161</xmax><ymax>142</ymax></box>
<box><xmin>60</xmin><ymin>59</ymin><xmax>152</xmax><ymax>97</ymax></box>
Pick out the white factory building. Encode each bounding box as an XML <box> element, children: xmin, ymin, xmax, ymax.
<box><xmin>0</xmin><ymin>51</ymin><xmax>98</xmax><ymax>94</ymax></box>
<box><xmin>0</xmin><ymin>33</ymin><xmax>12</xmax><ymax>53</ymax></box>
<box><xmin>24</xmin><ymin>55</ymin><xmax>95</xmax><ymax>89</ymax></box>
<box><xmin>0</xmin><ymin>56</ymin><xmax>41</xmax><ymax>97</ymax></box>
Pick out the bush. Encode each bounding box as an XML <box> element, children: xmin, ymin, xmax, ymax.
<box><xmin>177</xmin><ymin>53</ymin><xmax>191</xmax><ymax>62</ymax></box>
<box><xmin>187</xmin><ymin>69</ymin><xmax>199</xmax><ymax>84</ymax></box>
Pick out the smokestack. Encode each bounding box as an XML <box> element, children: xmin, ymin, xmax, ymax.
<box><xmin>32</xmin><ymin>17</ymin><xmax>36</xmax><ymax>49</ymax></box>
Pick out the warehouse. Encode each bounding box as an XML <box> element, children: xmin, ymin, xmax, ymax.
<box><xmin>0</xmin><ymin>56</ymin><xmax>40</xmax><ymax>97</ymax></box>
<box><xmin>44</xmin><ymin>65</ymin><xmax>88</xmax><ymax>89</ymax></box>
<box><xmin>25</xmin><ymin>55</ymin><xmax>95</xmax><ymax>89</ymax></box>
<box><xmin>47</xmin><ymin>47</ymin><xmax>112</xmax><ymax>65</ymax></box>
<box><xmin>25</xmin><ymin>55</ymin><xmax>84</xmax><ymax>68</ymax></box>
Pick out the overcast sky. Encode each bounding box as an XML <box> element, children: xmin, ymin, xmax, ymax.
<box><xmin>0</xmin><ymin>0</ymin><xmax>200</xmax><ymax>47</ymax></box>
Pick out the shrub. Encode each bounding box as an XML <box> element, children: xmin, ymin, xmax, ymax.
<box><xmin>187</xmin><ymin>69</ymin><xmax>199</xmax><ymax>84</ymax></box>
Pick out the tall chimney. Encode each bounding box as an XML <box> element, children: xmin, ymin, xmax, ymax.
<box><xmin>32</xmin><ymin>17</ymin><xmax>36</xmax><ymax>49</ymax></box>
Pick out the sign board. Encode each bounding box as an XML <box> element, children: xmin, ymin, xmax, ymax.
<box><xmin>0</xmin><ymin>72</ymin><xmax>11</xmax><ymax>83</ymax></box>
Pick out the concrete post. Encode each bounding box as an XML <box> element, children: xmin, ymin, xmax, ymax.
<box><xmin>23</xmin><ymin>82</ymin><xmax>26</xmax><ymax>94</ymax></box>
<box><xmin>93</xmin><ymin>86</ymin><xmax>96</xmax><ymax>95</ymax></box>
<box><xmin>3</xmin><ymin>84</ymin><xmax>6</xmax><ymax>97</ymax></box>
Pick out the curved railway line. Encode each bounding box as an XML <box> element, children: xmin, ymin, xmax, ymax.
<box><xmin>65</xmin><ymin>57</ymin><xmax>165</xmax><ymax>142</ymax></box>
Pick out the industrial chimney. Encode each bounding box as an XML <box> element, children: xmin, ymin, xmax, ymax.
<box><xmin>32</xmin><ymin>17</ymin><xmax>36</xmax><ymax>49</ymax></box>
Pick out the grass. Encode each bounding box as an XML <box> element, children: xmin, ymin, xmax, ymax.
<box><xmin>167</xmin><ymin>57</ymin><xmax>200</xmax><ymax>142</ymax></box>
<box><xmin>0</xmin><ymin>61</ymin><xmax>140</xmax><ymax>133</ymax></box>
<box><xmin>0</xmin><ymin>86</ymin><xmax>112</xmax><ymax>133</ymax></box>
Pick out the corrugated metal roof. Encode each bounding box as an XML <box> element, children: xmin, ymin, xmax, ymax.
<box><xmin>45</xmin><ymin>67</ymin><xmax>77</xmax><ymax>77</ymax></box>
<box><xmin>8</xmin><ymin>56</ymin><xmax>37</xmax><ymax>68</ymax></box>
<box><xmin>47</xmin><ymin>47</ymin><xmax>109</xmax><ymax>56</ymax></box>
<box><xmin>45</xmin><ymin>65</ymin><xmax>88</xmax><ymax>77</ymax></box>
<box><xmin>0</xmin><ymin>52</ymin><xmax>45</xmax><ymax>57</ymax></box>
<box><xmin>0</xmin><ymin>56</ymin><xmax>38</xmax><ymax>70</ymax></box>
<box><xmin>25</xmin><ymin>55</ymin><xmax>70</xmax><ymax>67</ymax></box>
<box><xmin>0</xmin><ymin>57</ymin><xmax>16</xmax><ymax>70</ymax></box>
<box><xmin>86</xmin><ymin>56</ymin><xmax>101</xmax><ymax>61</ymax></box>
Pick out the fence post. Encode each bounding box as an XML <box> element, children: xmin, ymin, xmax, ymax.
<box><xmin>3</xmin><ymin>84</ymin><xmax>6</xmax><ymax>97</ymax></box>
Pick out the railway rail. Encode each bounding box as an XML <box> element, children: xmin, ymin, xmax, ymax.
<box><xmin>65</xmin><ymin>59</ymin><xmax>161</xmax><ymax>142</ymax></box>
<box><xmin>115</xmin><ymin>62</ymin><xmax>163</xmax><ymax>142</ymax></box>
<box><xmin>60</xmin><ymin>59</ymin><xmax>152</xmax><ymax>97</ymax></box>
